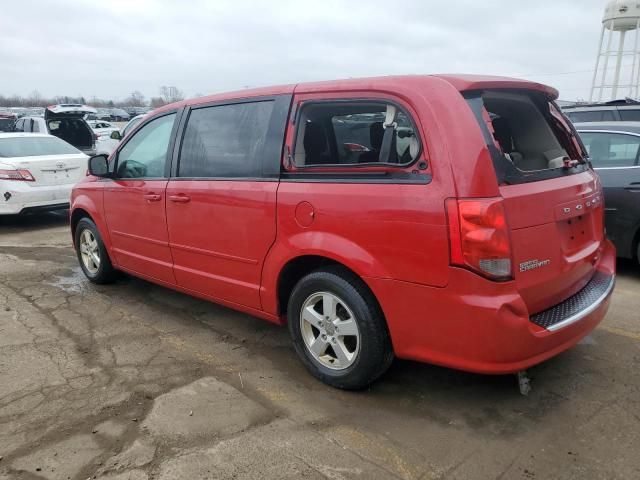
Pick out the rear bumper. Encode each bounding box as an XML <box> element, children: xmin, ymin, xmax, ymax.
<box><xmin>0</xmin><ymin>181</ymin><xmax>72</xmax><ymax>215</ymax></box>
<box><xmin>366</xmin><ymin>239</ymin><xmax>616</xmax><ymax>374</ymax></box>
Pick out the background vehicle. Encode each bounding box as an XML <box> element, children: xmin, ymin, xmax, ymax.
<box><xmin>0</xmin><ymin>133</ymin><xmax>87</xmax><ymax>215</ymax></box>
<box><xmin>71</xmin><ymin>75</ymin><xmax>615</xmax><ymax>389</ymax></box>
<box><xmin>15</xmin><ymin>104</ymin><xmax>98</xmax><ymax>156</ymax></box>
<box><xmin>576</xmin><ymin>121</ymin><xmax>640</xmax><ymax>266</ymax></box>
<box><xmin>119</xmin><ymin>113</ymin><xmax>146</xmax><ymax>138</ymax></box>
<box><xmin>563</xmin><ymin>99</ymin><xmax>640</xmax><ymax>123</ymax></box>
<box><xmin>87</xmin><ymin>120</ymin><xmax>119</xmax><ymax>140</ymax></box>
<box><xmin>93</xmin><ymin>113</ymin><xmax>148</xmax><ymax>156</ymax></box>
<box><xmin>0</xmin><ymin>112</ymin><xmax>17</xmax><ymax>132</ymax></box>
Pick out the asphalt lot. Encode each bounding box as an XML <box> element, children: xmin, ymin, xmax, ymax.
<box><xmin>0</xmin><ymin>212</ymin><xmax>639</xmax><ymax>480</ymax></box>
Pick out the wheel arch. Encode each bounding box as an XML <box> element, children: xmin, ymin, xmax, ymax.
<box><xmin>261</xmin><ymin>232</ymin><xmax>391</xmax><ymax>318</ymax></box>
<box><xmin>274</xmin><ymin>254</ymin><xmax>384</xmax><ymax>320</ymax></box>
<box><xmin>69</xmin><ymin>192</ymin><xmax>112</xmax><ymax>254</ymax></box>
<box><xmin>70</xmin><ymin>207</ymin><xmax>93</xmax><ymax>240</ymax></box>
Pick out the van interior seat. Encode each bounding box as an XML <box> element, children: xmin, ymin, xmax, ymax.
<box><xmin>303</xmin><ymin>122</ymin><xmax>333</xmax><ymax>165</ymax></box>
<box><xmin>359</xmin><ymin>121</ymin><xmax>384</xmax><ymax>163</ymax></box>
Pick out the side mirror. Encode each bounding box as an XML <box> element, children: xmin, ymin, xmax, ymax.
<box><xmin>110</xmin><ymin>130</ymin><xmax>122</xmax><ymax>140</ymax></box>
<box><xmin>88</xmin><ymin>154</ymin><xmax>111</xmax><ymax>177</ymax></box>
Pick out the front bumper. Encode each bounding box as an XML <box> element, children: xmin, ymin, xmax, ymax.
<box><xmin>0</xmin><ymin>181</ymin><xmax>72</xmax><ymax>215</ymax></box>
<box><xmin>365</xmin><ymin>239</ymin><xmax>616</xmax><ymax>374</ymax></box>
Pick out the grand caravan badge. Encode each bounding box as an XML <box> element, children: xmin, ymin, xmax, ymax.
<box><xmin>519</xmin><ymin>259</ymin><xmax>551</xmax><ymax>272</ymax></box>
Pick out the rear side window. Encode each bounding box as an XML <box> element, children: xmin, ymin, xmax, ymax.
<box><xmin>579</xmin><ymin>132</ymin><xmax>640</xmax><ymax>167</ymax></box>
<box><xmin>293</xmin><ymin>102</ymin><xmax>420</xmax><ymax>167</ymax></box>
<box><xmin>178</xmin><ymin>101</ymin><xmax>274</xmax><ymax>178</ymax></box>
<box><xmin>0</xmin><ymin>136</ymin><xmax>80</xmax><ymax>157</ymax></box>
<box><xmin>566</xmin><ymin>110</ymin><xmax>615</xmax><ymax>123</ymax></box>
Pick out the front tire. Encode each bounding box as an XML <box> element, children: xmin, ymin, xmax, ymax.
<box><xmin>75</xmin><ymin>217</ymin><xmax>118</xmax><ymax>284</ymax></box>
<box><xmin>287</xmin><ymin>267</ymin><xmax>393</xmax><ymax>390</ymax></box>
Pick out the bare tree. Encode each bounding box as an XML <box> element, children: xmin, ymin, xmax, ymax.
<box><xmin>28</xmin><ymin>90</ymin><xmax>43</xmax><ymax>107</ymax></box>
<box><xmin>149</xmin><ymin>97</ymin><xmax>166</xmax><ymax>108</ymax></box>
<box><xmin>159</xmin><ymin>86</ymin><xmax>184</xmax><ymax>104</ymax></box>
<box><xmin>126</xmin><ymin>90</ymin><xmax>146</xmax><ymax>107</ymax></box>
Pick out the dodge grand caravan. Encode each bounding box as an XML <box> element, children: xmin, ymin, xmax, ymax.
<box><xmin>70</xmin><ymin>75</ymin><xmax>616</xmax><ymax>389</ymax></box>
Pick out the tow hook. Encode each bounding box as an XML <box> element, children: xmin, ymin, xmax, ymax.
<box><xmin>3</xmin><ymin>192</ymin><xmax>11</xmax><ymax>202</ymax></box>
<box><xmin>516</xmin><ymin>370</ymin><xmax>532</xmax><ymax>396</ymax></box>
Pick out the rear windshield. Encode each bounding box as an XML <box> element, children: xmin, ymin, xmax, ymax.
<box><xmin>0</xmin><ymin>136</ymin><xmax>81</xmax><ymax>157</ymax></box>
<box><xmin>465</xmin><ymin>90</ymin><xmax>588</xmax><ymax>184</ymax></box>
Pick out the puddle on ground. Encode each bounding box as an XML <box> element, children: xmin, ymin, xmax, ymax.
<box><xmin>47</xmin><ymin>267</ymin><xmax>91</xmax><ymax>294</ymax></box>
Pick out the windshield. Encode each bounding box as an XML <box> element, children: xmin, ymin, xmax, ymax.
<box><xmin>0</xmin><ymin>136</ymin><xmax>81</xmax><ymax>157</ymax></box>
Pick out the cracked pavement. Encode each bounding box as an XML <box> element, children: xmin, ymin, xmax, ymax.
<box><xmin>0</xmin><ymin>211</ymin><xmax>639</xmax><ymax>479</ymax></box>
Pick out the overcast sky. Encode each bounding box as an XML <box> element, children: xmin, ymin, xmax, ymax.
<box><xmin>0</xmin><ymin>0</ymin><xmax>617</xmax><ymax>102</ymax></box>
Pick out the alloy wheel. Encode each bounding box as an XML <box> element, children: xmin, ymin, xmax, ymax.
<box><xmin>299</xmin><ymin>291</ymin><xmax>360</xmax><ymax>370</ymax></box>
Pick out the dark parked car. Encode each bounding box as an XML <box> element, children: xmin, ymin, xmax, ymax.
<box><xmin>0</xmin><ymin>113</ymin><xmax>17</xmax><ymax>132</ymax></box>
<box><xmin>576</xmin><ymin>122</ymin><xmax>640</xmax><ymax>265</ymax></box>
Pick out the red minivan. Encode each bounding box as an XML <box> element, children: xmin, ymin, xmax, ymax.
<box><xmin>71</xmin><ymin>75</ymin><xmax>616</xmax><ymax>389</ymax></box>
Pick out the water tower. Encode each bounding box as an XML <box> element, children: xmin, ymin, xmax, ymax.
<box><xmin>590</xmin><ymin>0</ymin><xmax>640</xmax><ymax>101</ymax></box>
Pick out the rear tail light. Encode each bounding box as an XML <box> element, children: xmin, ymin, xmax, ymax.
<box><xmin>0</xmin><ymin>169</ymin><xmax>35</xmax><ymax>181</ymax></box>
<box><xmin>446</xmin><ymin>197</ymin><xmax>512</xmax><ymax>280</ymax></box>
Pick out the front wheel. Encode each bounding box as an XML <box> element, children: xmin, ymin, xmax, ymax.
<box><xmin>75</xmin><ymin>217</ymin><xmax>118</xmax><ymax>284</ymax></box>
<box><xmin>287</xmin><ymin>267</ymin><xmax>393</xmax><ymax>390</ymax></box>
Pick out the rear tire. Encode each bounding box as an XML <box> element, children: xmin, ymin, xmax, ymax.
<box><xmin>287</xmin><ymin>266</ymin><xmax>393</xmax><ymax>390</ymax></box>
<box><xmin>75</xmin><ymin>217</ymin><xmax>118</xmax><ymax>284</ymax></box>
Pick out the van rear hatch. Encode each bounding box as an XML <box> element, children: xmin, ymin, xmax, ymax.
<box><xmin>44</xmin><ymin>104</ymin><xmax>97</xmax><ymax>154</ymax></box>
<box><xmin>44</xmin><ymin>104</ymin><xmax>97</xmax><ymax>120</ymax></box>
<box><xmin>464</xmin><ymin>89</ymin><xmax>605</xmax><ymax>315</ymax></box>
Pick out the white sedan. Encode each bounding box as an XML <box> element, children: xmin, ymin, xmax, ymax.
<box><xmin>0</xmin><ymin>133</ymin><xmax>87</xmax><ymax>215</ymax></box>
<box><xmin>87</xmin><ymin>120</ymin><xmax>119</xmax><ymax>138</ymax></box>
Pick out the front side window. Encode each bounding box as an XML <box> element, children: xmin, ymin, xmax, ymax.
<box><xmin>178</xmin><ymin>101</ymin><xmax>274</xmax><ymax>178</ymax></box>
<box><xmin>579</xmin><ymin>131</ymin><xmax>640</xmax><ymax>167</ymax></box>
<box><xmin>116</xmin><ymin>113</ymin><xmax>176</xmax><ymax>178</ymax></box>
<box><xmin>293</xmin><ymin>102</ymin><xmax>420</xmax><ymax>167</ymax></box>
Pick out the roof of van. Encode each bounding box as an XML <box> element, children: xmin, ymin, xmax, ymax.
<box><xmin>152</xmin><ymin>74</ymin><xmax>559</xmax><ymax>115</ymax></box>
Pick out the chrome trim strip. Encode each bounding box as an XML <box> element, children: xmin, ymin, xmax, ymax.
<box><xmin>594</xmin><ymin>166</ymin><xmax>640</xmax><ymax>170</ymax></box>
<box><xmin>546</xmin><ymin>274</ymin><xmax>615</xmax><ymax>332</ymax></box>
<box><xmin>576</xmin><ymin>129</ymin><xmax>640</xmax><ymax>137</ymax></box>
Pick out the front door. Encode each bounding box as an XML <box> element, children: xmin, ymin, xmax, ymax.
<box><xmin>103</xmin><ymin>112</ymin><xmax>178</xmax><ymax>284</ymax></box>
<box><xmin>579</xmin><ymin>129</ymin><xmax>640</xmax><ymax>258</ymax></box>
<box><xmin>165</xmin><ymin>98</ymin><xmax>287</xmax><ymax>309</ymax></box>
